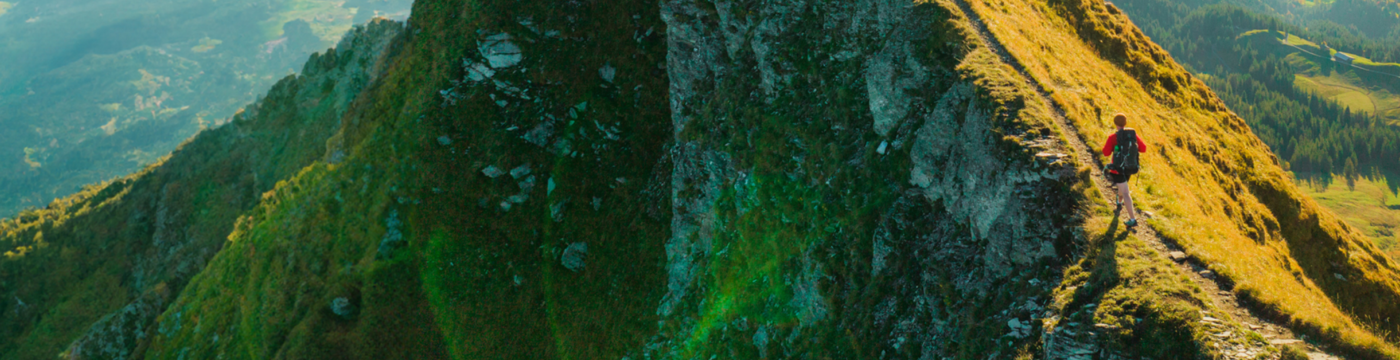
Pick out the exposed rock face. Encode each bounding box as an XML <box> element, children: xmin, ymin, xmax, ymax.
<box><xmin>656</xmin><ymin>0</ymin><xmax>1082</xmax><ymax>357</ymax></box>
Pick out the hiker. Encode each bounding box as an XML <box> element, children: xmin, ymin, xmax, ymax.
<box><xmin>1103</xmin><ymin>113</ymin><xmax>1146</xmax><ymax>227</ymax></box>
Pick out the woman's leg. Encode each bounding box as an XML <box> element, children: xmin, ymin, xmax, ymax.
<box><xmin>1117</xmin><ymin>182</ymin><xmax>1137</xmax><ymax>220</ymax></box>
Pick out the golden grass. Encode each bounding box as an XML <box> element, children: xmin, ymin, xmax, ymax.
<box><xmin>965</xmin><ymin>0</ymin><xmax>1400</xmax><ymax>356</ymax></box>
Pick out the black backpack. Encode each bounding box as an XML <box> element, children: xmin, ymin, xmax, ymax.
<box><xmin>1109</xmin><ymin>129</ymin><xmax>1140</xmax><ymax>175</ymax></box>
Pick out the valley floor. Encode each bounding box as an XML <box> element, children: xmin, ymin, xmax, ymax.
<box><xmin>1296</xmin><ymin>173</ymin><xmax>1400</xmax><ymax>260</ymax></box>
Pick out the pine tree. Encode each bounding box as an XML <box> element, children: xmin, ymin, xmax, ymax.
<box><xmin>1344</xmin><ymin>156</ymin><xmax>1359</xmax><ymax>191</ymax></box>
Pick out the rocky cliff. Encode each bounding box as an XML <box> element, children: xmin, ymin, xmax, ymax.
<box><xmin>3</xmin><ymin>0</ymin><xmax>1400</xmax><ymax>359</ymax></box>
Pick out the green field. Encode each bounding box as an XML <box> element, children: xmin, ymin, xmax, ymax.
<box><xmin>1292</xmin><ymin>72</ymin><xmax>1396</xmax><ymax>115</ymax></box>
<box><xmin>1253</xmin><ymin>30</ymin><xmax>1400</xmax><ymax>121</ymax></box>
<box><xmin>1281</xmin><ymin>31</ymin><xmax>1323</xmax><ymax>51</ymax></box>
<box><xmin>1297</xmin><ymin>174</ymin><xmax>1400</xmax><ymax>260</ymax></box>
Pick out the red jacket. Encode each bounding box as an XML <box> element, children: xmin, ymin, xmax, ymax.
<box><xmin>1102</xmin><ymin>129</ymin><xmax>1146</xmax><ymax>157</ymax></box>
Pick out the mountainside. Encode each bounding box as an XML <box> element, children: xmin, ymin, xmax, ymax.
<box><xmin>3</xmin><ymin>0</ymin><xmax>1400</xmax><ymax>359</ymax></box>
<box><xmin>0</xmin><ymin>20</ymin><xmax>404</xmax><ymax>359</ymax></box>
<box><xmin>0</xmin><ymin>0</ymin><xmax>412</xmax><ymax>217</ymax></box>
<box><xmin>1111</xmin><ymin>0</ymin><xmax>1400</xmax><ymax>279</ymax></box>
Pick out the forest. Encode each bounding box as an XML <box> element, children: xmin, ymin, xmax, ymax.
<box><xmin>1112</xmin><ymin>1</ymin><xmax>1400</xmax><ymax>184</ymax></box>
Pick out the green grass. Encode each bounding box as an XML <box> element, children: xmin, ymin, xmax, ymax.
<box><xmin>1293</xmin><ymin>74</ymin><xmax>1385</xmax><ymax>114</ymax></box>
<box><xmin>1244</xmin><ymin>29</ymin><xmax>1400</xmax><ymax>120</ymax></box>
<box><xmin>147</xmin><ymin>0</ymin><xmax>676</xmax><ymax>357</ymax></box>
<box><xmin>1051</xmin><ymin>198</ymin><xmax>1234</xmax><ymax>359</ymax></box>
<box><xmin>1297</xmin><ymin>173</ymin><xmax>1400</xmax><ymax>261</ymax></box>
<box><xmin>0</xmin><ymin>20</ymin><xmax>394</xmax><ymax>359</ymax></box>
<box><xmin>1281</xmin><ymin>32</ymin><xmax>1322</xmax><ymax>51</ymax></box>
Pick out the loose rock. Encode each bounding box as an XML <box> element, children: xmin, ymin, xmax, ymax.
<box><xmin>511</xmin><ymin>164</ymin><xmax>532</xmax><ymax>179</ymax></box>
<box><xmin>331</xmin><ymin>297</ymin><xmax>355</xmax><ymax>318</ymax></box>
<box><xmin>480</xmin><ymin>32</ymin><xmax>523</xmax><ymax>68</ymax></box>
<box><xmin>482</xmin><ymin>165</ymin><xmax>506</xmax><ymax>178</ymax></box>
<box><xmin>600</xmin><ymin>62</ymin><xmax>617</xmax><ymax>83</ymax></box>
<box><xmin>522</xmin><ymin>122</ymin><xmax>553</xmax><ymax>147</ymax></box>
<box><xmin>561</xmin><ymin>242</ymin><xmax>588</xmax><ymax>272</ymax></box>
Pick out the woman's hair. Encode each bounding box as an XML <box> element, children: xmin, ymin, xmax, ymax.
<box><xmin>1113</xmin><ymin>113</ymin><xmax>1128</xmax><ymax>128</ymax></box>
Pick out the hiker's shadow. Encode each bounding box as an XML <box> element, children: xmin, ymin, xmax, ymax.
<box><xmin>1065</xmin><ymin>206</ymin><xmax>1131</xmax><ymax>310</ymax></box>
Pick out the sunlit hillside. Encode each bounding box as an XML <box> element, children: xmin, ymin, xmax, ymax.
<box><xmin>967</xmin><ymin>0</ymin><xmax>1400</xmax><ymax>355</ymax></box>
<box><xmin>1116</xmin><ymin>0</ymin><xmax>1400</xmax><ymax>273</ymax></box>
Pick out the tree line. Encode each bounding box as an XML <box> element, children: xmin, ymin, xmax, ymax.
<box><xmin>1113</xmin><ymin>0</ymin><xmax>1400</xmax><ymax>179</ymax></box>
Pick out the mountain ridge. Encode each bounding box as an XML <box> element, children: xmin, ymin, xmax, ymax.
<box><xmin>2</xmin><ymin>0</ymin><xmax>1399</xmax><ymax>359</ymax></box>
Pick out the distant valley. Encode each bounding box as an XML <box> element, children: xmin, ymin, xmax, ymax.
<box><xmin>0</xmin><ymin>0</ymin><xmax>410</xmax><ymax>217</ymax></box>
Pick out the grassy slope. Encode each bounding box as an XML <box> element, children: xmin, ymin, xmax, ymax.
<box><xmin>966</xmin><ymin>0</ymin><xmax>1400</xmax><ymax>356</ymax></box>
<box><xmin>143</xmin><ymin>0</ymin><xmax>673</xmax><ymax>358</ymax></box>
<box><xmin>141</xmin><ymin>0</ymin><xmax>1241</xmax><ymax>358</ymax></box>
<box><xmin>0</xmin><ymin>21</ymin><xmax>398</xmax><ymax>360</ymax></box>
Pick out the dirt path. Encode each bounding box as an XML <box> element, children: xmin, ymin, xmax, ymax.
<box><xmin>947</xmin><ymin>0</ymin><xmax>1343</xmax><ymax>358</ymax></box>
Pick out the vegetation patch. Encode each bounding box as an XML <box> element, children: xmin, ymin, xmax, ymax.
<box><xmin>1297</xmin><ymin>173</ymin><xmax>1400</xmax><ymax>260</ymax></box>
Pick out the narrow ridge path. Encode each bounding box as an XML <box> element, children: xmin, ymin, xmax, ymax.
<box><xmin>945</xmin><ymin>0</ymin><xmax>1341</xmax><ymax>358</ymax></box>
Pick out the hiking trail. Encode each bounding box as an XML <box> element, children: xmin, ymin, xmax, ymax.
<box><xmin>948</xmin><ymin>0</ymin><xmax>1345</xmax><ymax>358</ymax></box>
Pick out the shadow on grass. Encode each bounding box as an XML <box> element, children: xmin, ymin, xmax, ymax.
<box><xmin>1057</xmin><ymin>206</ymin><xmax>1214</xmax><ymax>358</ymax></box>
<box><xmin>1066</xmin><ymin>208</ymin><xmax>1128</xmax><ymax>310</ymax></box>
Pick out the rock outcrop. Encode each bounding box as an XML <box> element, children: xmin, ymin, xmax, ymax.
<box><xmin>651</xmin><ymin>1</ymin><xmax>1084</xmax><ymax>357</ymax></box>
<box><xmin>4</xmin><ymin>0</ymin><xmax>1398</xmax><ymax>358</ymax></box>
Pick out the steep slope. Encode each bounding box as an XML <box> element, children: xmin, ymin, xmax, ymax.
<box><xmin>0</xmin><ymin>20</ymin><xmax>404</xmax><ymax>360</ymax></box>
<box><xmin>959</xmin><ymin>0</ymin><xmax>1400</xmax><ymax>356</ymax></box>
<box><xmin>1109</xmin><ymin>0</ymin><xmax>1400</xmax><ymax>261</ymax></box>
<box><xmin>142</xmin><ymin>0</ymin><xmax>1339</xmax><ymax>359</ymax></box>
<box><xmin>5</xmin><ymin>0</ymin><xmax>1400</xmax><ymax>359</ymax></box>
